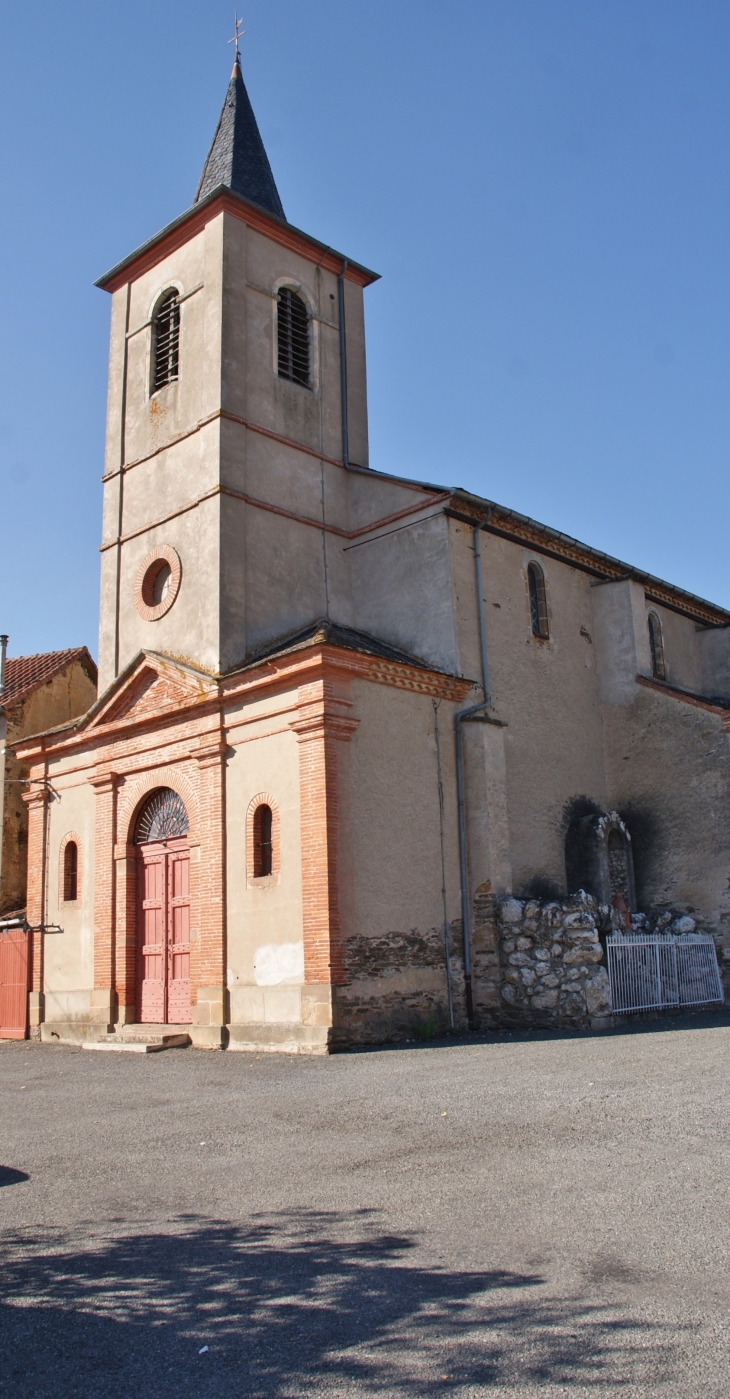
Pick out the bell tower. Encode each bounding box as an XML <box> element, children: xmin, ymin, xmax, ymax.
<box><xmin>96</xmin><ymin>52</ymin><xmax>378</xmax><ymax>693</ymax></box>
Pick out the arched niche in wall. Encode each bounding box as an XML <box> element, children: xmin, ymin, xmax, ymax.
<box><xmin>565</xmin><ymin>806</ymin><xmax>636</xmax><ymax>912</ymax></box>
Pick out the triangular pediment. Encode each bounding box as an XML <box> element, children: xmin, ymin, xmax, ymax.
<box><xmin>87</xmin><ymin>653</ymin><xmax>216</xmax><ymax>732</ymax></box>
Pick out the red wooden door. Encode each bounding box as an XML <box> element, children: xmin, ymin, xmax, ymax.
<box><xmin>167</xmin><ymin>850</ymin><xmax>191</xmax><ymax>1024</ymax></box>
<box><xmin>0</xmin><ymin>928</ymin><xmax>30</xmax><ymax>1039</ymax></box>
<box><xmin>137</xmin><ymin>841</ymin><xmax>191</xmax><ymax>1024</ymax></box>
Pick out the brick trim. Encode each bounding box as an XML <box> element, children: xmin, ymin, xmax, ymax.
<box><xmin>133</xmin><ymin>546</ymin><xmax>182</xmax><ymax>622</ymax></box>
<box><xmin>58</xmin><ymin>832</ymin><xmax>82</xmax><ymax>906</ymax></box>
<box><xmin>290</xmin><ymin>676</ymin><xmax>359</xmax><ymax>986</ymax></box>
<box><xmin>89</xmin><ymin>770</ymin><xmax>118</xmax><ymax>1003</ymax></box>
<box><xmin>246</xmin><ymin>792</ymin><xmax>281</xmax><ymax>886</ymax></box>
<box><xmin>117</xmin><ymin>766</ymin><xmax>200</xmax><ymax>847</ymax></box>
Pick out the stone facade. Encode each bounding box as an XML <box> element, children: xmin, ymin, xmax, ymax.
<box><xmin>496</xmin><ymin>892</ymin><xmax>612</xmax><ymax>1029</ymax></box>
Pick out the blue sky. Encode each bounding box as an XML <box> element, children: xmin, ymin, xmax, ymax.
<box><xmin>1</xmin><ymin>1</ymin><xmax>729</xmax><ymax>659</ymax></box>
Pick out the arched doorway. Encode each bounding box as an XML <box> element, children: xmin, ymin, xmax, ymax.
<box><xmin>135</xmin><ymin>788</ymin><xmax>191</xmax><ymax>1024</ymax></box>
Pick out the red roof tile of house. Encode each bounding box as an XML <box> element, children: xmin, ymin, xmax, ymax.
<box><xmin>1</xmin><ymin>648</ymin><xmax>97</xmax><ymax>709</ymax></box>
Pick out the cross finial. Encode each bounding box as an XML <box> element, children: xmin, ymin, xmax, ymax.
<box><xmin>228</xmin><ymin>11</ymin><xmax>245</xmax><ymax>66</ymax></box>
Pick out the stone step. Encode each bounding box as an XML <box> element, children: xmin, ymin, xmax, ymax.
<box><xmin>83</xmin><ymin>1030</ymin><xmax>191</xmax><ymax>1054</ymax></box>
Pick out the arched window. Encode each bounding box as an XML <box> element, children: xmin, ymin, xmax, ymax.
<box><xmin>648</xmin><ymin>611</ymin><xmax>666</xmax><ymax>680</ymax></box>
<box><xmin>277</xmin><ymin>288</ymin><xmax>310</xmax><ymax>387</ymax></box>
<box><xmin>253</xmin><ymin>804</ymin><xmax>273</xmax><ymax>877</ymax></box>
<box><xmin>135</xmin><ymin>788</ymin><xmax>189</xmax><ymax>844</ymax></box>
<box><xmin>528</xmin><ymin>562</ymin><xmax>549</xmax><ymax>638</ymax></box>
<box><xmin>63</xmin><ymin>841</ymin><xmax>78</xmax><ymax>902</ymax></box>
<box><xmin>152</xmin><ymin>289</ymin><xmax>180</xmax><ymax>392</ymax></box>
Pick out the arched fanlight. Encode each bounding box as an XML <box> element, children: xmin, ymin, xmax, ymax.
<box><xmin>135</xmin><ymin>788</ymin><xmax>189</xmax><ymax>843</ymax></box>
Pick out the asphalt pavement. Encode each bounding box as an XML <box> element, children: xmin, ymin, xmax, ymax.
<box><xmin>2</xmin><ymin>1015</ymin><xmax>730</xmax><ymax>1397</ymax></box>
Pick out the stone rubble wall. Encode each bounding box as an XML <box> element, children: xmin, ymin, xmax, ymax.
<box><xmin>331</xmin><ymin>892</ymin><xmax>723</xmax><ymax>1047</ymax></box>
<box><xmin>496</xmin><ymin>891</ymin><xmax>612</xmax><ymax>1028</ymax></box>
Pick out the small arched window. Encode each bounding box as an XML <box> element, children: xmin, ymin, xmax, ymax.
<box><xmin>528</xmin><ymin>562</ymin><xmax>549</xmax><ymax>638</ymax></box>
<box><xmin>253</xmin><ymin>804</ymin><xmax>273</xmax><ymax>877</ymax></box>
<box><xmin>152</xmin><ymin>289</ymin><xmax>180</xmax><ymax>392</ymax></box>
<box><xmin>63</xmin><ymin>841</ymin><xmax>78</xmax><ymax>902</ymax></box>
<box><xmin>277</xmin><ymin>288</ymin><xmax>310</xmax><ymax>387</ymax></box>
<box><xmin>648</xmin><ymin>611</ymin><xmax>666</xmax><ymax>680</ymax></box>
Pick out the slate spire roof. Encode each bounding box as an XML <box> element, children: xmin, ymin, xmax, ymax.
<box><xmin>194</xmin><ymin>53</ymin><xmax>285</xmax><ymax>220</ymax></box>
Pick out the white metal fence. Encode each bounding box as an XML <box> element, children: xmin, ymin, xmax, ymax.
<box><xmin>606</xmin><ymin>934</ymin><xmax>724</xmax><ymax>1015</ymax></box>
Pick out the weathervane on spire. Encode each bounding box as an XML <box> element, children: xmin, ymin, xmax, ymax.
<box><xmin>228</xmin><ymin>11</ymin><xmax>245</xmax><ymax>65</ymax></box>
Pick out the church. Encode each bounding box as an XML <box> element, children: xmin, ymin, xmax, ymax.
<box><xmin>14</xmin><ymin>54</ymin><xmax>730</xmax><ymax>1050</ymax></box>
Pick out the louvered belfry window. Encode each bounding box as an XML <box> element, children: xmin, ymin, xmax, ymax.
<box><xmin>277</xmin><ymin>288</ymin><xmax>310</xmax><ymax>387</ymax></box>
<box><xmin>152</xmin><ymin>289</ymin><xmax>180</xmax><ymax>392</ymax></box>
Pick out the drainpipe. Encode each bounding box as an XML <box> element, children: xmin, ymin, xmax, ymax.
<box><xmin>0</xmin><ymin>635</ymin><xmax>7</xmax><ymax>697</ymax></box>
<box><xmin>337</xmin><ymin>260</ymin><xmax>350</xmax><ymax>470</ymax></box>
<box><xmin>454</xmin><ymin>519</ymin><xmax>493</xmax><ymax>1030</ymax></box>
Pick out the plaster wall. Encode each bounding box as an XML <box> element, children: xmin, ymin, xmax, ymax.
<box><xmin>651</xmin><ymin>602</ymin><xmax>702</xmax><ymax>692</ymax></box>
<box><xmin>452</xmin><ymin>526</ymin><xmax>607</xmax><ymax>897</ymax></box>
<box><xmin>42</xmin><ymin>767</ymin><xmax>96</xmax><ymax>1022</ymax></box>
<box><xmin>114</xmin><ymin>492</ymin><xmax>222</xmax><ymax>676</ymax></box>
<box><xmin>698</xmin><ymin>625</ymin><xmax>730</xmax><ymax>699</ymax></box>
<box><xmin>591</xmin><ymin>579</ymin><xmax>653</xmax><ymax>703</ymax></box>
<box><xmin>339</xmin><ymin>680</ymin><xmax>463</xmax><ymax>1036</ymax></box>
<box><xmin>221</xmin><ymin>216</ymin><xmax>369</xmax><ymax>473</ymax></box>
<box><xmin>224</xmin><ymin>688</ymin><xmax>304</xmax><ymax>1026</ymax></box>
<box><xmin>601</xmin><ymin>688</ymin><xmax>730</xmax><ymax>932</ymax></box>
<box><xmin>349</xmin><ymin>513</ymin><xmax>459</xmax><ymax>674</ymax></box>
<box><xmin>98</xmin><ymin>205</ymin><xmax>398</xmax><ymax>689</ymax></box>
<box><xmin>99</xmin><ymin>217</ymin><xmax>224</xmax><ymax>690</ymax></box>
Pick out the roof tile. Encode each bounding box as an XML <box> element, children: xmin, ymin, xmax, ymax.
<box><xmin>2</xmin><ymin>648</ymin><xmax>96</xmax><ymax>709</ymax></box>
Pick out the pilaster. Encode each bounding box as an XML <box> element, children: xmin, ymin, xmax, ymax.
<box><xmin>290</xmin><ymin>674</ymin><xmax>358</xmax><ymax>988</ymax></box>
<box><xmin>113</xmin><ymin>841</ymin><xmax>136</xmax><ymax>1023</ymax></box>
<box><xmin>89</xmin><ymin>769</ymin><xmax>118</xmax><ymax>1026</ymax></box>
<box><xmin>192</xmin><ymin>733</ymin><xmax>227</xmax><ymax>1034</ymax></box>
<box><xmin>22</xmin><ymin>783</ymin><xmax>49</xmax><ymax>1036</ymax></box>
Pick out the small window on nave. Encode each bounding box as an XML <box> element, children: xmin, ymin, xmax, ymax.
<box><xmin>648</xmin><ymin>611</ymin><xmax>666</xmax><ymax>680</ymax></box>
<box><xmin>253</xmin><ymin>804</ymin><xmax>273</xmax><ymax>878</ymax></box>
<box><xmin>528</xmin><ymin>561</ymin><xmax>549</xmax><ymax>639</ymax></box>
<box><xmin>277</xmin><ymin>288</ymin><xmax>310</xmax><ymax>388</ymax></box>
<box><xmin>63</xmin><ymin>841</ymin><xmax>78</xmax><ymax>902</ymax></box>
<box><xmin>152</xmin><ymin>289</ymin><xmax>180</xmax><ymax>393</ymax></box>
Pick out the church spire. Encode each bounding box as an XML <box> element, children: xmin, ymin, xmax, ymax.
<box><xmin>194</xmin><ymin>50</ymin><xmax>285</xmax><ymax>220</ymax></box>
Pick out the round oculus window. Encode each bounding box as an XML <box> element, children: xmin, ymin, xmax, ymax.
<box><xmin>134</xmin><ymin>546</ymin><xmax>182</xmax><ymax>621</ymax></box>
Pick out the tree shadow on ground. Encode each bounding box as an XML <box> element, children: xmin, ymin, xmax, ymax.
<box><xmin>0</xmin><ymin>1211</ymin><xmax>679</xmax><ymax>1398</ymax></box>
<box><xmin>0</xmin><ymin>1166</ymin><xmax>29</xmax><ymax>1187</ymax></box>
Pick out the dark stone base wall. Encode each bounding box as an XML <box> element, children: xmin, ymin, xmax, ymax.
<box><xmin>329</xmin><ymin>892</ymin><xmax>724</xmax><ymax>1047</ymax></box>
